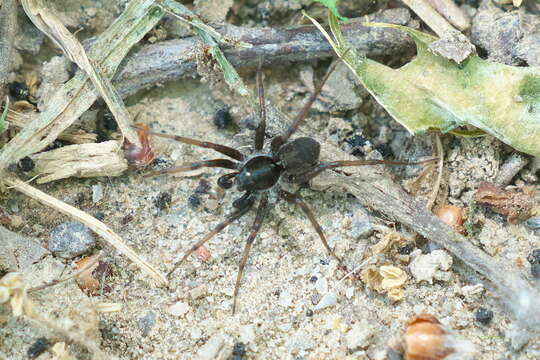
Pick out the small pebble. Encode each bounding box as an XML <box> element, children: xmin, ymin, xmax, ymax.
<box><xmin>138</xmin><ymin>311</ymin><xmax>157</xmax><ymax>337</ymax></box>
<box><xmin>320</xmin><ymin>258</ymin><xmax>330</xmax><ymax>265</ymax></box>
<box><xmin>213</xmin><ymin>107</ymin><xmax>233</xmax><ymax>129</ymax></box>
<box><xmin>195</xmin><ymin>179</ymin><xmax>211</xmax><ymax>194</ymax></box>
<box><xmin>94</xmin><ymin>212</ymin><xmax>105</xmax><ymax>221</ymax></box>
<box><xmin>27</xmin><ymin>337</ymin><xmax>50</xmax><ymax>359</ymax></box>
<box><xmin>239</xmin><ymin>324</ymin><xmax>255</xmax><ymax>344</ymax></box>
<box><xmin>196</xmin><ymin>334</ymin><xmax>224</xmax><ymax>360</ymax></box>
<box><xmin>49</xmin><ymin>221</ymin><xmax>95</xmax><ymax>258</ymax></box>
<box><xmin>398</xmin><ymin>242</ymin><xmax>415</xmax><ymax>255</ymax></box>
<box><xmin>190</xmin><ymin>284</ymin><xmax>208</xmax><ymax>299</ymax></box>
<box><xmin>314</xmin><ymin>277</ymin><xmax>328</xmax><ymax>295</ymax></box>
<box><xmin>18</xmin><ymin>157</ymin><xmax>35</xmax><ymax>172</ymax></box>
<box><xmin>196</xmin><ymin>245</ymin><xmax>211</xmax><ymax>262</ymax></box>
<box><xmin>475</xmin><ymin>307</ymin><xmax>494</xmax><ymax>325</ymax></box>
<box><xmin>231</xmin><ymin>342</ymin><xmax>246</xmax><ymax>360</ymax></box>
<box><xmin>526</xmin><ymin>249</ymin><xmax>540</xmax><ymax>264</ymax></box>
<box><xmin>167</xmin><ymin>301</ymin><xmax>190</xmax><ymax>317</ymax></box>
<box><xmin>409</xmin><ymin>249</ymin><xmax>453</xmax><ymax>284</ymax></box>
<box><xmin>92</xmin><ymin>184</ymin><xmax>103</xmax><ymax>203</ymax></box>
<box><xmin>345</xmin><ymin>320</ymin><xmax>374</xmax><ymax>350</ymax></box>
<box><xmin>314</xmin><ymin>292</ymin><xmax>337</xmax><ymax>310</ymax></box>
<box><xmin>309</xmin><ymin>275</ymin><xmax>318</xmax><ymax>283</ymax></box>
<box><xmin>531</xmin><ymin>263</ymin><xmax>540</xmax><ymax>279</ymax></box>
<box><xmin>154</xmin><ymin>192</ymin><xmax>172</xmax><ymax>210</ymax></box>
<box><xmin>526</xmin><ymin>218</ymin><xmax>540</xmax><ymax>230</ymax></box>
<box><xmin>188</xmin><ymin>194</ymin><xmax>201</xmax><ymax>208</ymax></box>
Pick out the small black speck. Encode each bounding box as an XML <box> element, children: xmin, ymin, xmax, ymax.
<box><xmin>213</xmin><ymin>107</ymin><xmax>233</xmax><ymax>129</ymax></box>
<box><xmin>531</xmin><ymin>263</ymin><xmax>540</xmax><ymax>279</ymax></box>
<box><xmin>94</xmin><ymin>212</ymin><xmax>105</xmax><ymax>221</ymax></box>
<box><xmin>309</xmin><ymin>275</ymin><xmax>318</xmax><ymax>283</ymax></box>
<box><xmin>195</xmin><ymin>179</ymin><xmax>212</xmax><ymax>194</ymax></box>
<box><xmin>232</xmin><ymin>342</ymin><xmax>246</xmax><ymax>359</ymax></box>
<box><xmin>475</xmin><ymin>307</ymin><xmax>493</xmax><ymax>325</ymax></box>
<box><xmin>398</xmin><ymin>242</ymin><xmax>415</xmax><ymax>255</ymax></box>
<box><xmin>527</xmin><ymin>249</ymin><xmax>540</xmax><ymax>264</ymax></box>
<box><xmin>188</xmin><ymin>194</ymin><xmax>201</xmax><ymax>208</ymax></box>
<box><xmin>151</xmin><ymin>157</ymin><xmax>168</xmax><ymax>166</ymax></box>
<box><xmin>320</xmin><ymin>258</ymin><xmax>330</xmax><ymax>265</ymax></box>
<box><xmin>306</xmin><ymin>309</ymin><xmax>314</xmax><ymax>317</ymax></box>
<box><xmin>27</xmin><ymin>337</ymin><xmax>50</xmax><ymax>359</ymax></box>
<box><xmin>121</xmin><ymin>214</ymin><xmax>134</xmax><ymax>225</ymax></box>
<box><xmin>18</xmin><ymin>157</ymin><xmax>35</xmax><ymax>172</ymax></box>
<box><xmin>154</xmin><ymin>192</ymin><xmax>172</xmax><ymax>210</ymax></box>
<box><xmin>345</xmin><ymin>135</ymin><xmax>368</xmax><ymax>156</ymax></box>
<box><xmin>9</xmin><ymin>81</ymin><xmax>30</xmax><ymax>101</ymax></box>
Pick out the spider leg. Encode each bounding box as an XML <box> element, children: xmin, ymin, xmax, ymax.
<box><xmin>144</xmin><ymin>159</ymin><xmax>238</xmax><ymax>177</ymax></box>
<box><xmin>167</xmin><ymin>198</ymin><xmax>254</xmax><ymax>279</ymax></box>
<box><xmin>271</xmin><ymin>58</ymin><xmax>341</xmax><ymax>152</ymax></box>
<box><xmin>232</xmin><ymin>193</ymin><xmax>269</xmax><ymax>314</ymax></box>
<box><xmin>254</xmin><ymin>68</ymin><xmax>266</xmax><ymax>151</ymax></box>
<box><xmin>139</xmin><ymin>128</ymin><xmax>244</xmax><ymax>161</ymax></box>
<box><xmin>279</xmin><ymin>189</ymin><xmax>342</xmax><ymax>263</ymax></box>
<box><xmin>297</xmin><ymin>158</ymin><xmax>437</xmax><ymax>184</ymax></box>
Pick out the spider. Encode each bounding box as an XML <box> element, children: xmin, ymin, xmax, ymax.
<box><xmin>143</xmin><ymin>60</ymin><xmax>433</xmax><ymax>313</ymax></box>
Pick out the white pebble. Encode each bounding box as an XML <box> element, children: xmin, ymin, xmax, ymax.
<box><xmin>409</xmin><ymin>249</ymin><xmax>453</xmax><ymax>284</ymax></box>
<box><xmin>239</xmin><ymin>324</ymin><xmax>255</xmax><ymax>343</ymax></box>
<box><xmin>196</xmin><ymin>334</ymin><xmax>224</xmax><ymax>360</ymax></box>
<box><xmin>167</xmin><ymin>301</ymin><xmax>190</xmax><ymax>317</ymax></box>
<box><xmin>346</xmin><ymin>320</ymin><xmax>375</xmax><ymax>350</ymax></box>
<box><xmin>314</xmin><ymin>292</ymin><xmax>337</xmax><ymax>311</ymax></box>
<box><xmin>315</xmin><ymin>277</ymin><xmax>328</xmax><ymax>294</ymax></box>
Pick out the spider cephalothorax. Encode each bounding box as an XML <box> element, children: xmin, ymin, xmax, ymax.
<box><xmin>144</xmin><ymin>60</ymin><xmax>432</xmax><ymax>313</ymax></box>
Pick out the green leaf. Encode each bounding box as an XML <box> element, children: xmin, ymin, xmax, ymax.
<box><xmin>311</xmin><ymin>0</ymin><xmax>348</xmax><ymax>22</ymax></box>
<box><xmin>308</xmin><ymin>13</ymin><xmax>540</xmax><ymax>157</ymax></box>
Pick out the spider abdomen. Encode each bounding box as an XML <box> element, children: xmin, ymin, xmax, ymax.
<box><xmin>236</xmin><ymin>155</ymin><xmax>282</xmax><ymax>192</ymax></box>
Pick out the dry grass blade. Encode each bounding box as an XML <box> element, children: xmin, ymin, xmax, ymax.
<box><xmin>0</xmin><ymin>0</ymin><xmax>163</xmax><ymax>175</ymax></box>
<box><xmin>4</xmin><ymin>176</ymin><xmax>168</xmax><ymax>286</ymax></box>
<box><xmin>19</xmin><ymin>0</ymin><xmax>139</xmax><ymax>146</ymax></box>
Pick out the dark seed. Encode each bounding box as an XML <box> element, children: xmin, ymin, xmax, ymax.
<box><xmin>18</xmin><ymin>157</ymin><xmax>35</xmax><ymax>172</ymax></box>
<box><xmin>309</xmin><ymin>276</ymin><xmax>318</xmax><ymax>283</ymax></box>
<box><xmin>195</xmin><ymin>179</ymin><xmax>212</xmax><ymax>194</ymax></box>
<box><xmin>213</xmin><ymin>107</ymin><xmax>233</xmax><ymax>129</ymax></box>
<box><xmin>9</xmin><ymin>81</ymin><xmax>30</xmax><ymax>101</ymax></box>
<box><xmin>232</xmin><ymin>342</ymin><xmax>246</xmax><ymax>357</ymax></box>
<box><xmin>306</xmin><ymin>309</ymin><xmax>314</xmax><ymax>317</ymax></box>
<box><xmin>531</xmin><ymin>263</ymin><xmax>540</xmax><ymax>279</ymax></box>
<box><xmin>527</xmin><ymin>249</ymin><xmax>540</xmax><ymax>265</ymax></box>
<box><xmin>27</xmin><ymin>337</ymin><xmax>50</xmax><ymax>359</ymax></box>
<box><xmin>188</xmin><ymin>194</ymin><xmax>201</xmax><ymax>208</ymax></box>
<box><xmin>398</xmin><ymin>242</ymin><xmax>415</xmax><ymax>255</ymax></box>
<box><xmin>475</xmin><ymin>307</ymin><xmax>493</xmax><ymax>325</ymax></box>
<box><xmin>154</xmin><ymin>192</ymin><xmax>172</xmax><ymax>210</ymax></box>
<box><xmin>320</xmin><ymin>258</ymin><xmax>330</xmax><ymax>265</ymax></box>
<box><xmin>94</xmin><ymin>212</ymin><xmax>105</xmax><ymax>221</ymax></box>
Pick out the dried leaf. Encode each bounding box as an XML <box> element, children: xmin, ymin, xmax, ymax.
<box><xmin>308</xmin><ymin>13</ymin><xmax>540</xmax><ymax>157</ymax></box>
<box><xmin>475</xmin><ymin>182</ymin><xmax>535</xmax><ymax>223</ymax></box>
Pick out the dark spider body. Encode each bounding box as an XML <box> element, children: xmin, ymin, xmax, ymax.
<box><xmin>144</xmin><ymin>60</ymin><xmax>432</xmax><ymax>313</ymax></box>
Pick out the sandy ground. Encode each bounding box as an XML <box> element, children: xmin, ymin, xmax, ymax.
<box><xmin>2</xmin><ymin>1</ymin><xmax>540</xmax><ymax>359</ymax></box>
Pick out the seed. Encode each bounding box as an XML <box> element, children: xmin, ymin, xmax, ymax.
<box><xmin>474</xmin><ymin>307</ymin><xmax>493</xmax><ymax>325</ymax></box>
